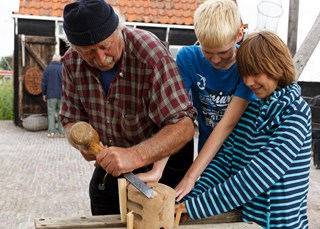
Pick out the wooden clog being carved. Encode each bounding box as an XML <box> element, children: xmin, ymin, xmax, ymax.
<box><xmin>127</xmin><ymin>182</ymin><xmax>176</xmax><ymax>229</ymax></box>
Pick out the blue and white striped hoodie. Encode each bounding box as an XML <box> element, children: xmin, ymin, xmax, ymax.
<box><xmin>184</xmin><ymin>82</ymin><xmax>311</xmax><ymax>229</ymax></box>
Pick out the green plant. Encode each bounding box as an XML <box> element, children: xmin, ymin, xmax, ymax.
<box><xmin>0</xmin><ymin>84</ymin><xmax>14</xmax><ymax>120</ymax></box>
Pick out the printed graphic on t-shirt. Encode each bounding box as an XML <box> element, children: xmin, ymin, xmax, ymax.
<box><xmin>196</xmin><ymin>74</ymin><xmax>233</xmax><ymax>128</ymax></box>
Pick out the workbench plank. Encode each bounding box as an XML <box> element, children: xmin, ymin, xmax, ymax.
<box><xmin>35</xmin><ymin>212</ymin><xmax>262</xmax><ymax>229</ymax></box>
<box><xmin>184</xmin><ymin>210</ymin><xmax>242</xmax><ymax>224</ymax></box>
<box><xmin>35</xmin><ymin>215</ymin><xmax>125</xmax><ymax>228</ymax></box>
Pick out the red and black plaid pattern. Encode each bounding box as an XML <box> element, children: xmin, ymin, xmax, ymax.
<box><xmin>61</xmin><ymin>26</ymin><xmax>197</xmax><ymax>147</ymax></box>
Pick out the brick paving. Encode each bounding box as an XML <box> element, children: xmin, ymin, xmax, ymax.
<box><xmin>0</xmin><ymin>120</ymin><xmax>93</xmax><ymax>228</ymax></box>
<box><xmin>0</xmin><ymin>120</ymin><xmax>319</xmax><ymax>229</ymax></box>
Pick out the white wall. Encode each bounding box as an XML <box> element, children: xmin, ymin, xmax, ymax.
<box><xmin>237</xmin><ymin>0</ymin><xmax>320</xmax><ymax>82</ymax></box>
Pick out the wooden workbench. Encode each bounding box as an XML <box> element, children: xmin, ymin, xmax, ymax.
<box><xmin>35</xmin><ymin>211</ymin><xmax>262</xmax><ymax>228</ymax></box>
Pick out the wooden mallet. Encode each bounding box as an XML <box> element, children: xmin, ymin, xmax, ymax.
<box><xmin>69</xmin><ymin>121</ymin><xmax>103</xmax><ymax>155</ymax></box>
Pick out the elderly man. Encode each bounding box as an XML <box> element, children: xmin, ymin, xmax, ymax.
<box><xmin>61</xmin><ymin>0</ymin><xmax>197</xmax><ymax>215</ymax></box>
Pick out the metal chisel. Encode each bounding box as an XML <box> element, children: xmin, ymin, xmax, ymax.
<box><xmin>123</xmin><ymin>172</ymin><xmax>154</xmax><ymax>199</ymax></box>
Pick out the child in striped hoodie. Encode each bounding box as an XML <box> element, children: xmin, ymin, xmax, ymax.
<box><xmin>176</xmin><ymin>30</ymin><xmax>311</xmax><ymax>229</ymax></box>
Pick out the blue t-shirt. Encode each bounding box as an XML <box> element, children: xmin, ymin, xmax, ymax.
<box><xmin>176</xmin><ymin>46</ymin><xmax>256</xmax><ymax>151</ymax></box>
<box><xmin>99</xmin><ymin>62</ymin><xmax>118</xmax><ymax>94</ymax></box>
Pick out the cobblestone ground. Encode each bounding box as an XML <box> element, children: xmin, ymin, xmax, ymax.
<box><xmin>0</xmin><ymin>120</ymin><xmax>319</xmax><ymax>229</ymax></box>
<box><xmin>0</xmin><ymin>121</ymin><xmax>93</xmax><ymax>229</ymax></box>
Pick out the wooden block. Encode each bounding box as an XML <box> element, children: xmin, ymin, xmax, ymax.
<box><xmin>127</xmin><ymin>182</ymin><xmax>175</xmax><ymax>229</ymax></box>
<box><xmin>174</xmin><ymin>205</ymin><xmax>183</xmax><ymax>228</ymax></box>
<box><xmin>127</xmin><ymin>211</ymin><xmax>134</xmax><ymax>229</ymax></box>
<box><xmin>118</xmin><ymin>178</ymin><xmax>127</xmax><ymax>223</ymax></box>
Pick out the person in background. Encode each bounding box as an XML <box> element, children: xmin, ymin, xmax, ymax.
<box><xmin>61</xmin><ymin>0</ymin><xmax>197</xmax><ymax>215</ymax></box>
<box><xmin>41</xmin><ymin>53</ymin><xmax>64</xmax><ymax>138</ymax></box>
<box><xmin>175</xmin><ymin>30</ymin><xmax>311</xmax><ymax>229</ymax></box>
<box><xmin>175</xmin><ymin>0</ymin><xmax>255</xmax><ymax>201</ymax></box>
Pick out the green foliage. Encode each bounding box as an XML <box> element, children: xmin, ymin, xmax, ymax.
<box><xmin>0</xmin><ymin>84</ymin><xmax>14</xmax><ymax>120</ymax></box>
<box><xmin>0</xmin><ymin>56</ymin><xmax>13</xmax><ymax>70</ymax></box>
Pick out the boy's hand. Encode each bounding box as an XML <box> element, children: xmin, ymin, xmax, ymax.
<box><xmin>135</xmin><ymin>170</ymin><xmax>162</xmax><ymax>183</ymax></box>
<box><xmin>175</xmin><ymin>176</ymin><xmax>196</xmax><ymax>202</ymax></box>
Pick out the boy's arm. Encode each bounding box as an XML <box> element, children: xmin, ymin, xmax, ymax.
<box><xmin>175</xmin><ymin>97</ymin><xmax>249</xmax><ymax>201</ymax></box>
<box><xmin>185</xmin><ymin>107</ymin><xmax>311</xmax><ymax>220</ymax></box>
<box><xmin>135</xmin><ymin>157</ymin><xmax>169</xmax><ymax>183</ymax></box>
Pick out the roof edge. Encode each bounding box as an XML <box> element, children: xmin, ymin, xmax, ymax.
<box><xmin>12</xmin><ymin>14</ymin><xmax>195</xmax><ymax>29</ymax></box>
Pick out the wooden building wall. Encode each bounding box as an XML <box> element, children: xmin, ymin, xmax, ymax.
<box><xmin>13</xmin><ymin>19</ymin><xmax>57</xmax><ymax>126</ymax></box>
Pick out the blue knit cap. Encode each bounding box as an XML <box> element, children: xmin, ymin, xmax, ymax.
<box><xmin>63</xmin><ymin>0</ymin><xmax>119</xmax><ymax>46</ymax></box>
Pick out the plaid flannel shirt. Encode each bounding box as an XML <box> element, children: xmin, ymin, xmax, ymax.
<box><xmin>61</xmin><ymin>26</ymin><xmax>197</xmax><ymax>147</ymax></box>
